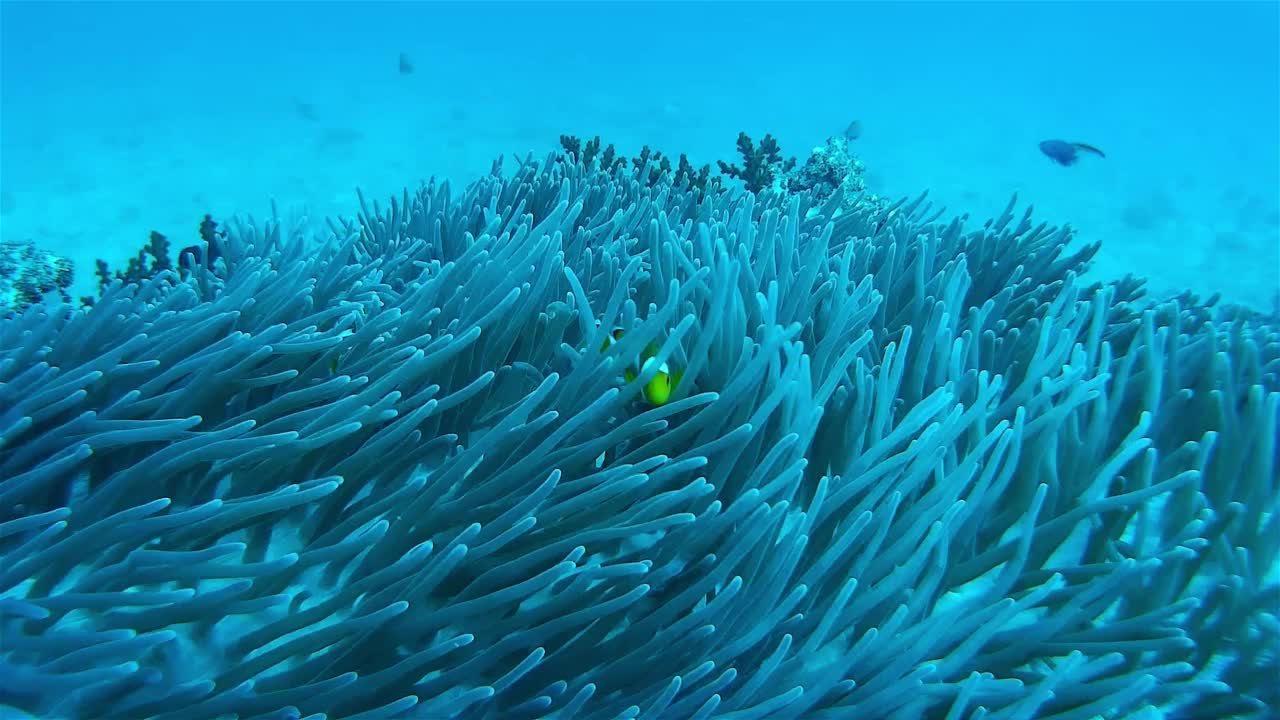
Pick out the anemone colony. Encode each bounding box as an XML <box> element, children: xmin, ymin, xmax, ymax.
<box><xmin>0</xmin><ymin>149</ymin><xmax>1276</xmax><ymax>719</ymax></box>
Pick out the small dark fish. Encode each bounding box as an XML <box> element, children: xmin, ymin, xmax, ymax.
<box><xmin>1039</xmin><ymin>139</ymin><xmax>1106</xmax><ymax>166</ymax></box>
<box><xmin>398</xmin><ymin>52</ymin><xmax>415</xmax><ymax>75</ymax></box>
<box><xmin>292</xmin><ymin>97</ymin><xmax>319</xmax><ymax>122</ymax></box>
<box><xmin>844</xmin><ymin>119</ymin><xmax>862</xmax><ymax>141</ymax></box>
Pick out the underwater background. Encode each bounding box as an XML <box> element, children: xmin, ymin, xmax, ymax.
<box><xmin>1</xmin><ymin>2</ymin><xmax>1278</xmax><ymax>720</ymax></box>
<box><xmin>2</xmin><ymin>1</ymin><xmax>1277</xmax><ymax>308</ymax></box>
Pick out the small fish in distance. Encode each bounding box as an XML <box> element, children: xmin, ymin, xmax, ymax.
<box><xmin>399</xmin><ymin>52</ymin><xmax>414</xmax><ymax>75</ymax></box>
<box><xmin>1039</xmin><ymin>139</ymin><xmax>1106</xmax><ymax>166</ymax></box>
<box><xmin>844</xmin><ymin>119</ymin><xmax>862</xmax><ymax>141</ymax></box>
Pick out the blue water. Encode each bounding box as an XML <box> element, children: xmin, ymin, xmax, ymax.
<box><xmin>2</xmin><ymin>3</ymin><xmax>1280</xmax><ymax>720</ymax></box>
<box><xmin>2</xmin><ymin>1</ymin><xmax>1277</xmax><ymax>307</ymax></box>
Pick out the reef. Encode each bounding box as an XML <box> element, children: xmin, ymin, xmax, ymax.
<box><xmin>560</xmin><ymin>130</ymin><xmax>879</xmax><ymax>214</ymax></box>
<box><xmin>559</xmin><ymin>134</ymin><xmax>721</xmax><ymax>200</ymax></box>
<box><xmin>0</xmin><ymin>140</ymin><xmax>1276</xmax><ymax>719</ymax></box>
<box><xmin>90</xmin><ymin>230</ymin><xmax>174</xmax><ymax>301</ymax></box>
<box><xmin>0</xmin><ymin>239</ymin><xmax>74</xmax><ymax>315</ymax></box>
<box><xmin>82</xmin><ymin>214</ymin><xmax>227</xmax><ymax>305</ymax></box>
<box><xmin>715</xmin><ymin>132</ymin><xmax>795</xmax><ymax>194</ymax></box>
<box><xmin>787</xmin><ymin>134</ymin><xmax>875</xmax><ymax>207</ymax></box>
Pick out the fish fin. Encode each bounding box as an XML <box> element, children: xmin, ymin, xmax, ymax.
<box><xmin>1072</xmin><ymin>142</ymin><xmax>1106</xmax><ymax>159</ymax></box>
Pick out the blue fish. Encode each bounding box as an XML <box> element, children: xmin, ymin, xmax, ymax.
<box><xmin>1039</xmin><ymin>139</ymin><xmax>1106</xmax><ymax>166</ymax></box>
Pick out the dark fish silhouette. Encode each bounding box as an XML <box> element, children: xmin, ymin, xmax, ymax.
<box><xmin>1039</xmin><ymin>139</ymin><xmax>1106</xmax><ymax>166</ymax></box>
<box><xmin>398</xmin><ymin>52</ymin><xmax>414</xmax><ymax>75</ymax></box>
<box><xmin>291</xmin><ymin>97</ymin><xmax>319</xmax><ymax>122</ymax></box>
<box><xmin>844</xmin><ymin>119</ymin><xmax>862</xmax><ymax>141</ymax></box>
<box><xmin>178</xmin><ymin>215</ymin><xmax>224</xmax><ymax>276</ymax></box>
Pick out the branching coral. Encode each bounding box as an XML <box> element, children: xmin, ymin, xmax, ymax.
<box><xmin>0</xmin><ymin>145</ymin><xmax>1276</xmax><ymax>720</ymax></box>
<box><xmin>716</xmin><ymin>131</ymin><xmax>796</xmax><ymax>193</ymax></box>
<box><xmin>91</xmin><ymin>229</ymin><xmax>174</xmax><ymax>297</ymax></box>
<box><xmin>559</xmin><ymin>131</ymin><xmax>875</xmax><ymax>216</ymax></box>
<box><xmin>83</xmin><ymin>214</ymin><xmax>227</xmax><ymax>306</ymax></box>
<box><xmin>559</xmin><ymin>135</ymin><xmax>719</xmax><ymax>200</ymax></box>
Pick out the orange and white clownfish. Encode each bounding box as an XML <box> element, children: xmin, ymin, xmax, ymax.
<box><xmin>598</xmin><ymin>327</ymin><xmax>684</xmax><ymax>406</ymax></box>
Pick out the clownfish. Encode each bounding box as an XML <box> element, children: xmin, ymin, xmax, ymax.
<box><xmin>599</xmin><ymin>327</ymin><xmax>684</xmax><ymax>406</ymax></box>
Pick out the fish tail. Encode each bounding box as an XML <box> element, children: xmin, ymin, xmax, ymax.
<box><xmin>1072</xmin><ymin>142</ymin><xmax>1106</xmax><ymax>159</ymax></box>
